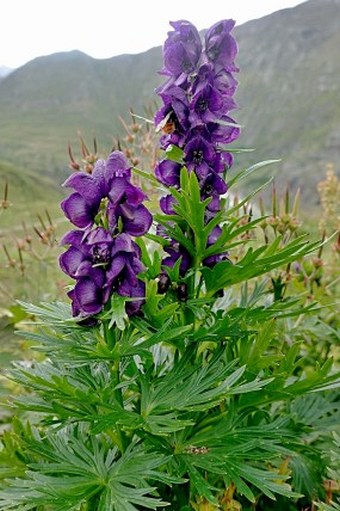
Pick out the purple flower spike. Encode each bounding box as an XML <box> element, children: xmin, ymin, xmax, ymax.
<box><xmin>163</xmin><ymin>20</ymin><xmax>202</xmax><ymax>76</ymax></box>
<box><xmin>153</xmin><ymin>18</ymin><xmax>241</xmax><ymax>277</ymax></box>
<box><xmin>59</xmin><ymin>147</ymin><xmax>153</xmax><ymax>319</ymax></box>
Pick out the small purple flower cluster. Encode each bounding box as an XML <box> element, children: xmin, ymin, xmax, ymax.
<box><xmin>154</xmin><ymin>20</ymin><xmax>240</xmax><ymax>270</ymax></box>
<box><xmin>59</xmin><ymin>151</ymin><xmax>152</xmax><ymax>319</ymax></box>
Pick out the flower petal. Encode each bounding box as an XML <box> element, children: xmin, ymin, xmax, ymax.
<box><xmin>123</xmin><ymin>204</ymin><xmax>153</xmax><ymax>236</ymax></box>
<box><xmin>60</xmin><ymin>192</ymin><xmax>95</xmax><ymax>228</ymax></box>
<box><xmin>73</xmin><ymin>278</ymin><xmax>103</xmax><ymax>315</ymax></box>
<box><xmin>59</xmin><ymin>247</ymin><xmax>85</xmax><ymax>277</ymax></box>
<box><xmin>62</xmin><ymin>171</ymin><xmax>103</xmax><ymax>206</ymax></box>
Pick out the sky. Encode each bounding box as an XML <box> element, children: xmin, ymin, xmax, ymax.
<box><xmin>1</xmin><ymin>0</ymin><xmax>308</xmax><ymax>69</ymax></box>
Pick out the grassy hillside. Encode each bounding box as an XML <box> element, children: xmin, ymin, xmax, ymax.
<box><xmin>0</xmin><ymin>160</ymin><xmax>63</xmax><ymax>228</ymax></box>
<box><xmin>0</xmin><ymin>159</ymin><xmax>66</xmax><ymax>307</ymax></box>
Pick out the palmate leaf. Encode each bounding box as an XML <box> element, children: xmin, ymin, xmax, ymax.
<box><xmin>17</xmin><ymin>300</ymin><xmax>75</xmax><ymax>326</ymax></box>
<box><xmin>0</xmin><ymin>428</ymin><xmax>171</xmax><ymax>511</ymax></box>
<box><xmin>238</xmin><ymin>356</ymin><xmax>340</xmax><ymax>411</ymax></box>
<box><xmin>140</xmin><ymin>352</ymin><xmax>272</xmax><ymax>437</ymax></box>
<box><xmin>141</xmin><ymin>355</ymin><xmax>242</xmax><ymax>415</ymax></box>
<box><xmin>183</xmin><ymin>452</ymin><xmax>301</xmax><ymax>504</ymax></box>
<box><xmin>7</xmin><ymin>359</ymin><xmax>142</xmax><ymax>429</ymax></box>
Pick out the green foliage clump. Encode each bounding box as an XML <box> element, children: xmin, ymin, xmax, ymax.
<box><xmin>0</xmin><ymin>161</ymin><xmax>339</xmax><ymax>511</ymax></box>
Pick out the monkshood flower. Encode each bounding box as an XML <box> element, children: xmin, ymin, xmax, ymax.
<box><xmin>203</xmin><ymin>226</ymin><xmax>230</xmax><ymax>267</ymax></box>
<box><xmin>162</xmin><ymin>20</ymin><xmax>202</xmax><ymax>77</ymax></box>
<box><xmin>59</xmin><ymin>229</ymin><xmax>146</xmax><ymax>318</ymax></box>
<box><xmin>204</xmin><ymin>19</ymin><xmax>238</xmax><ymax>69</ymax></box>
<box><xmin>59</xmin><ymin>150</ymin><xmax>152</xmax><ymax>319</ymax></box>
<box><xmin>61</xmin><ymin>151</ymin><xmax>152</xmax><ymax>236</ymax></box>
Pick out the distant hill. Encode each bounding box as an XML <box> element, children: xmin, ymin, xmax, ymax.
<box><xmin>234</xmin><ymin>0</ymin><xmax>340</xmax><ymax>202</ymax></box>
<box><xmin>0</xmin><ymin>0</ymin><xmax>339</xmax><ymax>212</ymax></box>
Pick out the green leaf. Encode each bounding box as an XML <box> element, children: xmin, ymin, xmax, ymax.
<box><xmin>187</xmin><ymin>465</ymin><xmax>219</xmax><ymax>505</ymax></box>
<box><xmin>0</xmin><ymin>429</ymin><xmax>171</xmax><ymax>511</ymax></box>
<box><xmin>227</xmin><ymin>159</ymin><xmax>281</xmax><ymax>189</ymax></box>
<box><xmin>105</xmin><ymin>295</ymin><xmax>129</xmax><ymax>331</ymax></box>
<box><xmin>202</xmin><ymin>235</ymin><xmax>322</xmax><ymax>295</ymax></box>
<box><xmin>165</xmin><ymin>144</ymin><xmax>184</xmax><ymax>163</ymax></box>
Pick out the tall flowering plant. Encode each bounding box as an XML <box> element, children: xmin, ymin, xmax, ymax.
<box><xmin>0</xmin><ymin>19</ymin><xmax>339</xmax><ymax>511</ymax></box>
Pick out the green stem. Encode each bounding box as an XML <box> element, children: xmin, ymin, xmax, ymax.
<box><xmin>103</xmin><ymin>320</ymin><xmax>129</xmax><ymax>453</ymax></box>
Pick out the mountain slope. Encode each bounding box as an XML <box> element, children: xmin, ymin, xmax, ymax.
<box><xmin>234</xmin><ymin>0</ymin><xmax>340</xmax><ymax>199</ymax></box>
<box><xmin>0</xmin><ymin>0</ymin><xmax>339</xmax><ymax>209</ymax></box>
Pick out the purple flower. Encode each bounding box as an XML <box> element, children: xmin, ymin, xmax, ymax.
<box><xmin>206</xmin><ymin>115</ymin><xmax>240</xmax><ymax>145</ymax></box>
<box><xmin>59</xmin><ymin>228</ymin><xmax>113</xmax><ymax>317</ymax></box>
<box><xmin>59</xmin><ymin>228</ymin><xmax>146</xmax><ymax>318</ymax></box>
<box><xmin>189</xmin><ymin>80</ymin><xmax>225</xmax><ymax>126</ymax></box>
<box><xmin>162</xmin><ymin>241</ymin><xmax>191</xmax><ymax>276</ymax></box>
<box><xmin>155</xmin><ymin>159</ymin><xmax>182</xmax><ymax>187</ymax></box>
<box><xmin>159</xmin><ymin>195</ymin><xmax>177</xmax><ymax>215</ymax></box>
<box><xmin>184</xmin><ymin>134</ymin><xmax>217</xmax><ymax>179</ymax></box>
<box><xmin>155</xmin><ymin>85</ymin><xmax>190</xmax><ymax>138</ymax></box>
<box><xmin>107</xmin><ymin>177</ymin><xmax>153</xmax><ymax>236</ymax></box>
<box><xmin>201</xmin><ymin>172</ymin><xmax>228</xmax><ymax>217</ymax></box>
<box><xmin>61</xmin><ymin>151</ymin><xmax>152</xmax><ymax>236</ymax></box>
<box><xmin>204</xmin><ymin>20</ymin><xmax>238</xmax><ymax>69</ymax></box>
<box><xmin>60</xmin><ymin>166</ymin><xmax>105</xmax><ymax>228</ymax></box>
<box><xmin>203</xmin><ymin>226</ymin><xmax>230</xmax><ymax>267</ymax></box>
<box><xmin>163</xmin><ymin>20</ymin><xmax>202</xmax><ymax>76</ymax></box>
<box><xmin>106</xmin><ymin>151</ymin><xmax>132</xmax><ymax>180</ymax></box>
<box><xmin>213</xmin><ymin>66</ymin><xmax>238</xmax><ymax>97</ymax></box>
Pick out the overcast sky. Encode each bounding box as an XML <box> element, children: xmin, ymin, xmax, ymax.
<box><xmin>1</xmin><ymin>0</ymin><xmax>308</xmax><ymax>68</ymax></box>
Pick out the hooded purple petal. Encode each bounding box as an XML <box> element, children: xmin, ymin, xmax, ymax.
<box><xmin>73</xmin><ymin>278</ymin><xmax>104</xmax><ymax>316</ymax></box>
<box><xmin>204</xmin><ymin>20</ymin><xmax>238</xmax><ymax>68</ymax></box>
<box><xmin>155</xmin><ymin>159</ymin><xmax>181</xmax><ymax>187</ymax></box>
<box><xmin>122</xmin><ymin>204</ymin><xmax>153</xmax><ymax>237</ymax></box>
<box><xmin>106</xmin><ymin>151</ymin><xmax>132</xmax><ymax>181</ymax></box>
<box><xmin>60</xmin><ymin>192</ymin><xmax>96</xmax><ymax>228</ymax></box>
<box><xmin>163</xmin><ymin>20</ymin><xmax>202</xmax><ymax>76</ymax></box>
<box><xmin>59</xmin><ymin>246</ymin><xmax>86</xmax><ymax>278</ymax></box>
<box><xmin>62</xmin><ymin>171</ymin><xmax>104</xmax><ymax>207</ymax></box>
<box><xmin>160</xmin><ymin>195</ymin><xmax>177</xmax><ymax>215</ymax></box>
<box><xmin>118</xmin><ymin>278</ymin><xmax>146</xmax><ymax>316</ymax></box>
